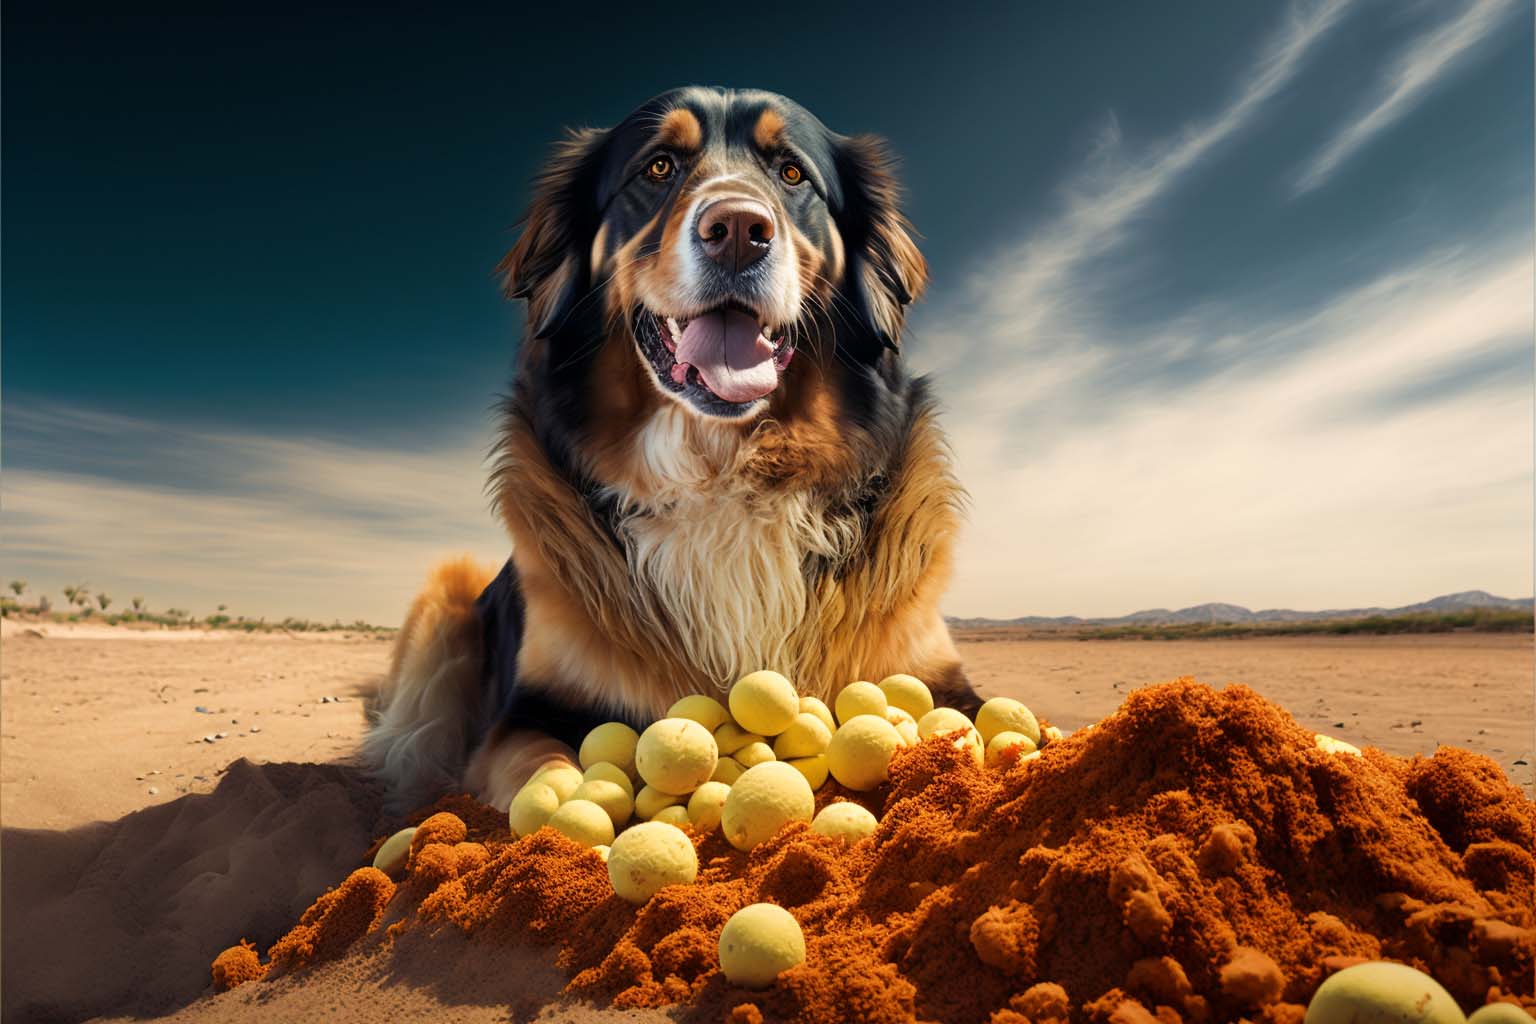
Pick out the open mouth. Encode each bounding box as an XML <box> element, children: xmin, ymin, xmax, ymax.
<box><xmin>633</xmin><ymin>301</ymin><xmax>795</xmax><ymax>417</ymax></box>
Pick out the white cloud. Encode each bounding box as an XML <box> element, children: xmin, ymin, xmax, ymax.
<box><xmin>1294</xmin><ymin>0</ymin><xmax>1521</xmax><ymax>194</ymax></box>
<box><xmin>2</xmin><ymin>408</ymin><xmax>507</xmax><ymax>624</ymax></box>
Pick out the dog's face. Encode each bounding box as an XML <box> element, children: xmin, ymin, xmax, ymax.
<box><xmin>501</xmin><ymin>86</ymin><xmax>927</xmax><ymax>427</ymax></box>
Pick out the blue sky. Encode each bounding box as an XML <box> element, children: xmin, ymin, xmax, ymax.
<box><xmin>4</xmin><ymin>0</ymin><xmax>1532</xmax><ymax>622</ymax></box>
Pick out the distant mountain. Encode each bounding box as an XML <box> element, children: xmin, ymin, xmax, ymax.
<box><xmin>946</xmin><ymin>591</ymin><xmax>1534</xmax><ymax>629</ymax></box>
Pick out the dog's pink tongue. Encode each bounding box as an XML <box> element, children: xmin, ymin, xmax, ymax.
<box><xmin>675</xmin><ymin>310</ymin><xmax>777</xmax><ymax>403</ymax></box>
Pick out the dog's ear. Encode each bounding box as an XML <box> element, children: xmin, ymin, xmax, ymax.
<box><xmin>833</xmin><ymin>134</ymin><xmax>929</xmax><ymax>357</ymax></box>
<box><xmin>497</xmin><ymin>128</ymin><xmax>608</xmax><ymax>341</ymax></box>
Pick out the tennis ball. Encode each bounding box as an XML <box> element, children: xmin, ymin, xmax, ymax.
<box><xmin>917</xmin><ymin>707</ymin><xmax>973</xmax><ymax>740</ymax></box>
<box><xmin>952</xmin><ymin>727</ymin><xmax>984</xmax><ymax>766</ymax></box>
<box><xmin>583</xmin><ymin>761</ymin><xmax>635</xmax><ymax>797</ymax></box>
<box><xmin>1315</xmin><ymin>734</ymin><xmax>1363</xmax><ymax>757</ymax></box>
<box><xmin>1042</xmin><ymin>724</ymin><xmax>1065</xmax><ymax>744</ymax></box>
<box><xmin>721</xmin><ymin>761</ymin><xmax>815</xmax><ymax>851</ymax></box>
<box><xmin>718</xmin><ymin>903</ymin><xmax>806</xmax><ymax>989</ymax></box>
<box><xmin>1466</xmin><ymin>1005</ymin><xmax>1533</xmax><ymax>1024</ymax></box>
<box><xmin>985</xmin><ymin>730</ymin><xmax>1037</xmax><ymax>767</ymax></box>
<box><xmin>532</xmin><ymin>763</ymin><xmax>585</xmax><ymax>802</ymax></box>
<box><xmin>635</xmin><ymin>717</ymin><xmax>719</xmax><ymax>796</ymax></box>
<box><xmin>728</xmin><ymin>670</ymin><xmax>799</xmax><ymax>736</ymax></box>
<box><xmin>1304</xmin><ymin>961</ymin><xmax>1465</xmax><ymax>1024</ymax></box>
<box><xmin>652</xmin><ymin>804</ymin><xmax>692</xmax><ymax>827</ymax></box>
<box><xmin>834</xmin><ymin>681</ymin><xmax>888</xmax><ymax>725</ymax></box>
<box><xmin>578</xmin><ymin>721</ymin><xmax>641</xmax><ymax>776</ymax></box>
<box><xmin>877</xmin><ymin>674</ymin><xmax>934</xmax><ymax>719</ymax></box>
<box><xmin>798</xmin><ymin>696</ymin><xmax>836</xmax><ymax>734</ymax></box>
<box><xmin>509</xmin><ymin>781</ymin><xmax>561</xmax><ymax>838</ymax></box>
<box><xmin>607</xmin><ymin>820</ymin><xmax>698</xmax><ymax>904</ymax></box>
<box><xmin>592</xmin><ymin>844</ymin><xmax>610</xmax><ymax>863</ymax></box>
<box><xmin>372</xmin><ymin>827</ymin><xmax>417</xmax><ymax>876</ymax></box>
<box><xmin>884</xmin><ymin>706</ymin><xmax>919</xmax><ymax>747</ymax></box>
<box><xmin>635</xmin><ymin>784</ymin><xmax>684</xmax><ymax>820</ymax></box>
<box><xmin>975</xmin><ymin>698</ymin><xmax>1040</xmax><ymax>745</ymax></box>
<box><xmin>711</xmin><ymin>758</ymin><xmax>746</xmax><ymax>784</ymax></box>
<box><xmin>812</xmin><ymin>802</ymin><xmax>878</xmax><ymax>843</ymax></box>
<box><xmin>787</xmin><ymin>754</ymin><xmax>828</xmax><ymax>790</ymax></box>
<box><xmin>714</xmin><ymin>721</ymin><xmax>766</xmax><ymax>756</ymax></box>
<box><xmin>546</xmin><ymin>798</ymin><xmax>615</xmax><ymax>848</ymax></box>
<box><xmin>667</xmin><ymin>694</ymin><xmax>730</xmax><ymax>732</ymax></box>
<box><xmin>735</xmin><ymin>741</ymin><xmax>776</xmax><ymax>768</ymax></box>
<box><xmin>569</xmin><ymin>779</ymin><xmax>633</xmax><ymax>829</ymax></box>
<box><xmin>826</xmin><ymin>715</ymin><xmax>902</xmax><ymax>791</ymax></box>
<box><xmin>687</xmin><ymin>780</ymin><xmax>732</xmax><ymax>832</ymax></box>
<box><xmin>773</xmin><ymin>712</ymin><xmax>833</xmax><ymax>759</ymax></box>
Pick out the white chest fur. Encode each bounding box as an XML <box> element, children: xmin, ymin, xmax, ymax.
<box><xmin>606</xmin><ymin>407</ymin><xmax>859</xmax><ymax>691</ymax></box>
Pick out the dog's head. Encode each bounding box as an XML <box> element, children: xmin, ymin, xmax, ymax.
<box><xmin>500</xmin><ymin>87</ymin><xmax>927</xmax><ymax>424</ymax></box>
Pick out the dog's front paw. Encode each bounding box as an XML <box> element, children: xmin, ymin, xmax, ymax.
<box><xmin>465</xmin><ymin>727</ymin><xmax>579</xmax><ymax>812</ymax></box>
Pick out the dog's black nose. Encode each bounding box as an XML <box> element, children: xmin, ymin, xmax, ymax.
<box><xmin>696</xmin><ymin>197</ymin><xmax>774</xmax><ymax>273</ymax></box>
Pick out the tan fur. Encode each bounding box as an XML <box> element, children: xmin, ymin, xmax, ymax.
<box><xmin>658</xmin><ymin>107</ymin><xmax>703</xmax><ymax>152</ymax></box>
<box><xmin>365</xmin><ymin>556</ymin><xmax>496</xmax><ymax>811</ymax></box>
<box><xmin>753</xmin><ymin>108</ymin><xmax>786</xmax><ymax>151</ymax></box>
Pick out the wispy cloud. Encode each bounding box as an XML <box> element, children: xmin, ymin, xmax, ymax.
<box><xmin>921</xmin><ymin>0</ymin><xmax>1355</xmax><ymax>388</ymax></box>
<box><xmin>903</xmin><ymin>0</ymin><xmax>1534</xmax><ymax>616</ymax></box>
<box><xmin>1294</xmin><ymin>0</ymin><xmax>1521</xmax><ymax>194</ymax></box>
<box><xmin>2</xmin><ymin>407</ymin><xmax>507</xmax><ymax>623</ymax></box>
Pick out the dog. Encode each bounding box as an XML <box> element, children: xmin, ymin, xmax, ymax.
<box><xmin>365</xmin><ymin>86</ymin><xmax>980</xmax><ymax>812</ymax></box>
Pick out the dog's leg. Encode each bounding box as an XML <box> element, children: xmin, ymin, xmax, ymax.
<box><xmin>464</xmin><ymin>726</ymin><xmax>578</xmax><ymax>812</ymax></box>
<box><xmin>364</xmin><ymin>556</ymin><xmax>495</xmax><ymax>814</ymax></box>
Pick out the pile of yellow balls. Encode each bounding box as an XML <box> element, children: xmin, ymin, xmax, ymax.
<box><xmin>380</xmin><ymin>670</ymin><xmax>1049</xmax><ymax>988</ymax></box>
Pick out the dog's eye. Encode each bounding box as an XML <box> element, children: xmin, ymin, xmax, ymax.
<box><xmin>646</xmin><ymin>155</ymin><xmax>675</xmax><ymax>182</ymax></box>
<box><xmin>780</xmin><ymin>162</ymin><xmax>804</xmax><ymax>186</ymax></box>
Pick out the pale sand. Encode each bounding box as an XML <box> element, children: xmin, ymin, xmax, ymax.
<box><xmin>2</xmin><ymin>624</ymin><xmax>1530</xmax><ymax>1022</ymax></box>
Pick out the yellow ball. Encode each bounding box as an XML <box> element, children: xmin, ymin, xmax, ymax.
<box><xmin>951</xmin><ymin>726</ymin><xmax>985</xmax><ymax>767</ymax></box>
<box><xmin>634</xmin><ymin>784</ymin><xmax>683</xmax><ymax>820</ymax></box>
<box><xmin>652</xmin><ymin>804</ymin><xmax>692</xmax><ymax>827</ymax></box>
<box><xmin>917</xmin><ymin>707</ymin><xmax>972</xmax><ymax>740</ymax></box>
<box><xmin>583</xmin><ymin>761</ymin><xmax>635</xmax><ymax>797</ymax></box>
<box><xmin>826</xmin><ymin>714</ymin><xmax>902</xmax><ymax>791</ymax></box>
<box><xmin>667</xmin><ymin>694</ymin><xmax>731</xmax><ymax>732</ymax></box>
<box><xmin>834</xmin><ymin>681</ymin><xmax>888</xmax><ymax>725</ymax></box>
<box><xmin>711</xmin><ymin>758</ymin><xmax>746</xmax><ymax>784</ymax></box>
<box><xmin>371</xmin><ymin>826</ymin><xmax>417</xmax><ymax>876</ymax></box>
<box><xmin>546</xmin><ymin>798</ymin><xmax>615</xmax><ymax>848</ymax></box>
<box><xmin>877</xmin><ymin>674</ymin><xmax>933</xmax><ymax>719</ymax></box>
<box><xmin>721</xmin><ymin>761</ymin><xmax>814</xmax><ymax>851</ymax></box>
<box><xmin>735</xmin><ymin>741</ymin><xmax>776</xmax><ymax>768</ymax></box>
<box><xmin>811</xmin><ymin>802</ymin><xmax>878</xmax><ymax>843</ymax></box>
<box><xmin>884</xmin><ymin>706</ymin><xmax>919</xmax><ymax>747</ymax></box>
<box><xmin>798</xmin><ymin>696</ymin><xmax>836</xmax><ymax>735</ymax></box>
<box><xmin>787</xmin><ymin>754</ymin><xmax>828</xmax><ymax>790</ymax></box>
<box><xmin>728</xmin><ymin>670</ymin><xmax>799</xmax><ymax>736</ymax></box>
<box><xmin>607</xmin><ymin>820</ymin><xmax>698</xmax><ymax>904</ymax></box>
<box><xmin>578</xmin><ymin>721</ymin><xmax>641</xmax><ymax>775</ymax></box>
<box><xmin>714</xmin><ymin>721</ymin><xmax>766</xmax><ymax>756</ymax></box>
<box><xmin>718</xmin><ymin>903</ymin><xmax>806</xmax><ymax>989</ymax></box>
<box><xmin>592</xmin><ymin>844</ymin><xmax>610</xmax><ymax>863</ymax></box>
<box><xmin>687</xmin><ymin>780</ymin><xmax>732</xmax><ymax>832</ymax></box>
<box><xmin>975</xmin><ymin>698</ymin><xmax>1040</xmax><ymax>745</ymax></box>
<box><xmin>773</xmin><ymin>712</ymin><xmax>833</xmax><ymax>759</ymax></box>
<box><xmin>532</xmin><ymin>763</ymin><xmax>585</xmax><ymax>802</ymax></box>
<box><xmin>509</xmin><ymin>781</ymin><xmax>561</xmax><ymax>838</ymax></box>
<box><xmin>569</xmin><ymin>779</ymin><xmax>633</xmax><ymax>829</ymax></box>
<box><xmin>985</xmin><ymin>730</ymin><xmax>1037</xmax><ymax>767</ymax></box>
<box><xmin>1315</xmin><ymin>734</ymin><xmax>1363</xmax><ymax>757</ymax></box>
<box><xmin>1467</xmin><ymin>1005</ymin><xmax>1533</xmax><ymax>1024</ymax></box>
<box><xmin>635</xmin><ymin>717</ymin><xmax>719</xmax><ymax>796</ymax></box>
<box><xmin>1304</xmin><ymin>961</ymin><xmax>1465</xmax><ymax>1024</ymax></box>
<box><xmin>1041</xmin><ymin>724</ymin><xmax>1066</xmax><ymax>745</ymax></box>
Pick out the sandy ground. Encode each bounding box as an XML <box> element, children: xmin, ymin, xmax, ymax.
<box><xmin>2</xmin><ymin>623</ymin><xmax>1531</xmax><ymax>1023</ymax></box>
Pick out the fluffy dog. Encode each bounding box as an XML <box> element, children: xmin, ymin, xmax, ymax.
<box><xmin>366</xmin><ymin>86</ymin><xmax>979</xmax><ymax>811</ymax></box>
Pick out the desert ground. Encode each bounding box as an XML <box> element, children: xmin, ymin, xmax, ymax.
<box><xmin>2</xmin><ymin>621</ymin><xmax>1531</xmax><ymax>1022</ymax></box>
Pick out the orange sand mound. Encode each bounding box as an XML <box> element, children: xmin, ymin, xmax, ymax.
<box><xmin>218</xmin><ymin>680</ymin><xmax>1536</xmax><ymax>1022</ymax></box>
